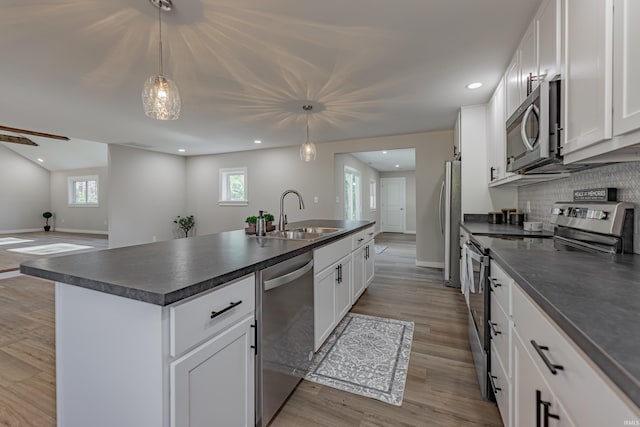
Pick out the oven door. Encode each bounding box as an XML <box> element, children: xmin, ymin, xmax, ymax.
<box><xmin>506</xmin><ymin>81</ymin><xmax>550</xmax><ymax>173</ymax></box>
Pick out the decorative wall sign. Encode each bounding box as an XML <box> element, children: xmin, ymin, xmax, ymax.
<box><xmin>573</xmin><ymin>188</ymin><xmax>617</xmax><ymax>202</ymax></box>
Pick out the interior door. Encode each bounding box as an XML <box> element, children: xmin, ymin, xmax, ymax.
<box><xmin>380</xmin><ymin>177</ymin><xmax>405</xmax><ymax>233</ymax></box>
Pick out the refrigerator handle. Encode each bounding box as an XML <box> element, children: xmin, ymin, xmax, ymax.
<box><xmin>438</xmin><ymin>179</ymin><xmax>445</xmax><ymax>235</ymax></box>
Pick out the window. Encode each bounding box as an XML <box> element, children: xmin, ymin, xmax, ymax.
<box><xmin>344</xmin><ymin>166</ymin><xmax>361</xmax><ymax>220</ymax></box>
<box><xmin>369</xmin><ymin>179</ymin><xmax>377</xmax><ymax>210</ymax></box>
<box><xmin>219</xmin><ymin>167</ymin><xmax>248</xmax><ymax>205</ymax></box>
<box><xmin>68</xmin><ymin>175</ymin><xmax>99</xmax><ymax>206</ymax></box>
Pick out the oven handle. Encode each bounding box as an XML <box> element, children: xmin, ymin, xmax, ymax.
<box><xmin>520</xmin><ymin>104</ymin><xmax>539</xmax><ymax>152</ymax></box>
<box><xmin>464</xmin><ymin>241</ymin><xmax>489</xmax><ymax>266</ymax></box>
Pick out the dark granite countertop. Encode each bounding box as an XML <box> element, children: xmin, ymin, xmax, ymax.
<box><xmin>20</xmin><ymin>220</ymin><xmax>374</xmax><ymax>306</ymax></box>
<box><xmin>461</xmin><ymin>221</ymin><xmax>554</xmax><ymax>238</ymax></box>
<box><xmin>481</xmin><ymin>236</ymin><xmax>640</xmax><ymax>409</ymax></box>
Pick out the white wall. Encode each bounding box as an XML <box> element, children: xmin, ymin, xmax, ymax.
<box><xmin>50</xmin><ymin>167</ymin><xmax>108</xmax><ymax>234</ymax></box>
<box><xmin>0</xmin><ymin>144</ymin><xmax>51</xmax><ymax>232</ymax></box>
<box><xmin>333</xmin><ymin>154</ymin><xmax>380</xmax><ymax>228</ymax></box>
<box><xmin>379</xmin><ymin>171</ymin><xmax>416</xmax><ymax>233</ymax></box>
<box><xmin>108</xmin><ymin>145</ymin><xmax>187</xmax><ymax>248</ymax></box>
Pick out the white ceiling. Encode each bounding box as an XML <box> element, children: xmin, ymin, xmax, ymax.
<box><xmin>0</xmin><ymin>0</ymin><xmax>540</xmax><ymax>163</ymax></box>
<box><xmin>352</xmin><ymin>149</ymin><xmax>415</xmax><ymax>172</ymax></box>
<box><xmin>0</xmin><ymin>138</ymin><xmax>108</xmax><ymax>172</ymax></box>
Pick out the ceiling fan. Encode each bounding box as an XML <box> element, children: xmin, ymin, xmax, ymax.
<box><xmin>0</xmin><ymin>125</ymin><xmax>69</xmax><ymax>146</ymax></box>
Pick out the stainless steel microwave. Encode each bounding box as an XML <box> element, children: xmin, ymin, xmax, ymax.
<box><xmin>506</xmin><ymin>80</ymin><xmax>564</xmax><ymax>174</ymax></box>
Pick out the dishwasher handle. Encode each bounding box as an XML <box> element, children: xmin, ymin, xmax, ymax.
<box><xmin>263</xmin><ymin>259</ymin><xmax>314</xmax><ymax>292</ymax></box>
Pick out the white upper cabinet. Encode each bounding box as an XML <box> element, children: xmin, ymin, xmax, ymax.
<box><xmin>613</xmin><ymin>0</ymin><xmax>640</xmax><ymax>136</ymax></box>
<box><xmin>537</xmin><ymin>0</ymin><xmax>562</xmax><ymax>83</ymax></box>
<box><xmin>562</xmin><ymin>0</ymin><xmax>614</xmax><ymax>155</ymax></box>
<box><xmin>487</xmin><ymin>78</ymin><xmax>512</xmax><ymax>183</ymax></box>
<box><xmin>519</xmin><ymin>22</ymin><xmax>538</xmax><ymax>100</ymax></box>
<box><xmin>505</xmin><ymin>53</ymin><xmax>521</xmax><ymax>120</ymax></box>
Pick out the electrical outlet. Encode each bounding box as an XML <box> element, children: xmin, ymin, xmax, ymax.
<box><xmin>335</xmin><ymin>196</ymin><xmax>340</xmax><ymax>204</ymax></box>
<box><xmin>314</xmin><ymin>196</ymin><xmax>319</xmax><ymax>203</ymax></box>
<box><xmin>526</xmin><ymin>200</ymin><xmax>531</xmax><ymax>213</ymax></box>
<box><xmin>61</xmin><ymin>218</ymin><xmax>64</xmax><ymax>223</ymax></box>
<box><xmin>152</xmin><ymin>235</ymin><xmax>157</xmax><ymax>242</ymax></box>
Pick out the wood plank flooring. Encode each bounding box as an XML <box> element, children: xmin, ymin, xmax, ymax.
<box><xmin>271</xmin><ymin>233</ymin><xmax>503</xmax><ymax>427</ymax></box>
<box><xmin>0</xmin><ymin>231</ymin><xmax>108</xmax><ymax>273</ymax></box>
<box><xmin>0</xmin><ymin>232</ymin><xmax>502</xmax><ymax>427</ymax></box>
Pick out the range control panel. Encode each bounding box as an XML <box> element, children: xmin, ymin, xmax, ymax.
<box><xmin>550</xmin><ymin>202</ymin><xmax>634</xmax><ymax>236</ymax></box>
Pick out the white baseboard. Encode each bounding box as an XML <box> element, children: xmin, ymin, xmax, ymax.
<box><xmin>0</xmin><ymin>228</ymin><xmax>41</xmax><ymax>234</ymax></box>
<box><xmin>0</xmin><ymin>270</ymin><xmax>22</xmax><ymax>280</ymax></box>
<box><xmin>416</xmin><ymin>260</ymin><xmax>444</xmax><ymax>269</ymax></box>
<box><xmin>54</xmin><ymin>228</ymin><xmax>109</xmax><ymax>235</ymax></box>
<box><xmin>404</xmin><ymin>230</ymin><xmax>416</xmax><ymax>235</ymax></box>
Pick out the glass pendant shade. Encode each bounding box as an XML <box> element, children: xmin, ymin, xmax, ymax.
<box><xmin>300</xmin><ymin>139</ymin><xmax>317</xmax><ymax>162</ymax></box>
<box><xmin>142</xmin><ymin>74</ymin><xmax>181</xmax><ymax>120</ymax></box>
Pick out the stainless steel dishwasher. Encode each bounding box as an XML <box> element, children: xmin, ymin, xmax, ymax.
<box><xmin>257</xmin><ymin>252</ymin><xmax>314</xmax><ymax>426</ymax></box>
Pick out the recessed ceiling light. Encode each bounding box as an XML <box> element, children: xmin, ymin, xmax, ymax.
<box><xmin>466</xmin><ymin>82</ymin><xmax>483</xmax><ymax>89</ymax></box>
<box><xmin>37</xmin><ymin>158</ymin><xmax>44</xmax><ymax>162</ymax></box>
<box><xmin>382</xmin><ymin>151</ymin><xmax>388</xmax><ymax>154</ymax></box>
<box><xmin>254</xmin><ymin>140</ymin><xmax>262</xmax><ymax>144</ymax></box>
<box><xmin>178</xmin><ymin>148</ymin><xmax>186</xmax><ymax>153</ymax></box>
<box><xmin>395</xmin><ymin>164</ymin><xmax>400</xmax><ymax>168</ymax></box>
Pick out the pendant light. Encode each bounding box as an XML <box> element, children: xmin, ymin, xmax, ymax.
<box><xmin>142</xmin><ymin>0</ymin><xmax>181</xmax><ymax>120</ymax></box>
<box><xmin>300</xmin><ymin>104</ymin><xmax>317</xmax><ymax>162</ymax></box>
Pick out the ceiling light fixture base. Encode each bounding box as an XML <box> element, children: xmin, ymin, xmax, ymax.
<box><xmin>148</xmin><ymin>0</ymin><xmax>173</xmax><ymax>11</ymax></box>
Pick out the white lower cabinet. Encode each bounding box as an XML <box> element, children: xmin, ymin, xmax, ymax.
<box><xmin>314</xmin><ymin>228</ymin><xmax>375</xmax><ymax>351</ymax></box>
<box><xmin>491</xmin><ymin>341</ymin><xmax>512</xmax><ymax>427</ymax></box>
<box><xmin>171</xmin><ymin>315</ymin><xmax>255</xmax><ymax>427</ymax></box>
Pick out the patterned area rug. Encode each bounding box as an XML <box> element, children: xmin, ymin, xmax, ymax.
<box><xmin>8</xmin><ymin>243</ymin><xmax>92</xmax><ymax>255</ymax></box>
<box><xmin>374</xmin><ymin>245</ymin><xmax>388</xmax><ymax>254</ymax></box>
<box><xmin>0</xmin><ymin>238</ymin><xmax>34</xmax><ymax>245</ymax></box>
<box><xmin>305</xmin><ymin>313</ymin><xmax>414</xmax><ymax>406</ymax></box>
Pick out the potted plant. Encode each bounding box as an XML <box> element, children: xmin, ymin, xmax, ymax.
<box><xmin>245</xmin><ymin>216</ymin><xmax>258</xmax><ymax>234</ymax></box>
<box><xmin>43</xmin><ymin>211</ymin><xmax>53</xmax><ymax>232</ymax></box>
<box><xmin>174</xmin><ymin>215</ymin><xmax>195</xmax><ymax>238</ymax></box>
<box><xmin>264</xmin><ymin>213</ymin><xmax>275</xmax><ymax>232</ymax></box>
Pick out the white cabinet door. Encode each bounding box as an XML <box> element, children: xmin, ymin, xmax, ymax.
<box><xmin>364</xmin><ymin>241</ymin><xmax>374</xmax><ymax>286</ymax></box>
<box><xmin>314</xmin><ymin>266</ymin><xmax>336</xmax><ymax>350</ymax></box>
<box><xmin>487</xmin><ymin>85</ymin><xmax>498</xmax><ymax>184</ymax></box>
<box><xmin>613</xmin><ymin>0</ymin><xmax>640</xmax><ymax>136</ymax></box>
<box><xmin>519</xmin><ymin>22</ymin><xmax>538</xmax><ymax>99</ymax></box>
<box><xmin>335</xmin><ymin>255</ymin><xmax>352</xmax><ymax>321</ymax></box>
<box><xmin>171</xmin><ymin>315</ymin><xmax>255</xmax><ymax>427</ymax></box>
<box><xmin>537</xmin><ymin>0</ymin><xmax>562</xmax><ymax>82</ymax></box>
<box><xmin>563</xmin><ymin>0</ymin><xmax>613</xmax><ymax>154</ymax></box>
<box><xmin>352</xmin><ymin>246</ymin><xmax>365</xmax><ymax>303</ymax></box>
<box><xmin>487</xmin><ymin>78</ymin><xmax>511</xmax><ymax>182</ymax></box>
<box><xmin>505</xmin><ymin>54</ymin><xmax>521</xmax><ymax>119</ymax></box>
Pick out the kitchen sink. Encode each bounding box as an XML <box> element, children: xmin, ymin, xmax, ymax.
<box><xmin>261</xmin><ymin>227</ymin><xmax>343</xmax><ymax>241</ymax></box>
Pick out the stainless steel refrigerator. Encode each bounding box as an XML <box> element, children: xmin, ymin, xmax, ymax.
<box><xmin>439</xmin><ymin>160</ymin><xmax>461</xmax><ymax>288</ymax></box>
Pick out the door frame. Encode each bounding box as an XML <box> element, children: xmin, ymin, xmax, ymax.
<box><xmin>380</xmin><ymin>177</ymin><xmax>406</xmax><ymax>233</ymax></box>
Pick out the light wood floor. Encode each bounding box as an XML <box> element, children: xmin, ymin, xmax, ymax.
<box><xmin>0</xmin><ymin>231</ymin><xmax>108</xmax><ymax>273</ymax></box>
<box><xmin>271</xmin><ymin>233</ymin><xmax>503</xmax><ymax>427</ymax></box>
<box><xmin>0</xmin><ymin>233</ymin><xmax>502</xmax><ymax>426</ymax></box>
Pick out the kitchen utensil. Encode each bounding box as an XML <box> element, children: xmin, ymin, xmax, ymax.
<box><xmin>488</xmin><ymin>212</ymin><xmax>503</xmax><ymax>224</ymax></box>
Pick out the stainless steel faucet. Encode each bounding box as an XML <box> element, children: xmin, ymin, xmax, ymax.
<box><xmin>279</xmin><ymin>189</ymin><xmax>305</xmax><ymax>231</ymax></box>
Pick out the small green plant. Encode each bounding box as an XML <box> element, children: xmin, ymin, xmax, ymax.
<box><xmin>245</xmin><ymin>216</ymin><xmax>258</xmax><ymax>224</ymax></box>
<box><xmin>174</xmin><ymin>215</ymin><xmax>195</xmax><ymax>238</ymax></box>
<box><xmin>264</xmin><ymin>213</ymin><xmax>275</xmax><ymax>222</ymax></box>
<box><xmin>43</xmin><ymin>211</ymin><xmax>53</xmax><ymax>232</ymax></box>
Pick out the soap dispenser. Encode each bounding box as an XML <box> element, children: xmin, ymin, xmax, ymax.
<box><xmin>257</xmin><ymin>210</ymin><xmax>266</xmax><ymax>236</ymax></box>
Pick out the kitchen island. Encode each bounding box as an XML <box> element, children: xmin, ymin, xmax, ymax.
<box><xmin>20</xmin><ymin>220</ymin><xmax>375</xmax><ymax>427</ymax></box>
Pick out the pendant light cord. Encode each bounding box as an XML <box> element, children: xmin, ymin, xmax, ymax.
<box><xmin>158</xmin><ymin>1</ymin><xmax>163</xmax><ymax>76</ymax></box>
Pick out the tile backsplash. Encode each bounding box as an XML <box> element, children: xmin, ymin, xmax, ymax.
<box><xmin>518</xmin><ymin>162</ymin><xmax>640</xmax><ymax>254</ymax></box>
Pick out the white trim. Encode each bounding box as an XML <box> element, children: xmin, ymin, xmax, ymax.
<box><xmin>0</xmin><ymin>228</ymin><xmax>42</xmax><ymax>234</ymax></box>
<box><xmin>404</xmin><ymin>230</ymin><xmax>416</xmax><ymax>235</ymax></box>
<box><xmin>217</xmin><ymin>201</ymin><xmax>249</xmax><ymax>207</ymax></box>
<box><xmin>54</xmin><ymin>228</ymin><xmax>109</xmax><ymax>235</ymax></box>
<box><xmin>219</xmin><ymin>167</ymin><xmax>248</xmax><ymax>204</ymax></box>
<box><xmin>0</xmin><ymin>270</ymin><xmax>22</xmax><ymax>279</ymax></box>
<box><xmin>416</xmin><ymin>260</ymin><xmax>445</xmax><ymax>269</ymax></box>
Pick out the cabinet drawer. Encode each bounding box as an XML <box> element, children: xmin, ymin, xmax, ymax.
<box><xmin>170</xmin><ymin>275</ymin><xmax>255</xmax><ymax>357</ymax></box>
<box><xmin>490</xmin><ymin>341</ymin><xmax>511</xmax><ymax>427</ymax></box>
<box><xmin>489</xmin><ymin>293</ymin><xmax>511</xmax><ymax>378</ymax></box>
<box><xmin>363</xmin><ymin>226</ymin><xmax>376</xmax><ymax>242</ymax></box>
<box><xmin>489</xmin><ymin>260</ymin><xmax>511</xmax><ymax>315</ymax></box>
<box><xmin>351</xmin><ymin>226</ymin><xmax>375</xmax><ymax>250</ymax></box>
<box><xmin>314</xmin><ymin>236</ymin><xmax>352</xmax><ymax>273</ymax></box>
<box><xmin>512</xmin><ymin>283</ymin><xmax>638</xmax><ymax>425</ymax></box>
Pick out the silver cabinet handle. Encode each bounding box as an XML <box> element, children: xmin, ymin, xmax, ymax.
<box><xmin>264</xmin><ymin>260</ymin><xmax>313</xmax><ymax>291</ymax></box>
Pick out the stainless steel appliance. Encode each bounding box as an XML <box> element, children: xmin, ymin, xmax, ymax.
<box><xmin>550</xmin><ymin>201</ymin><xmax>635</xmax><ymax>253</ymax></box>
<box><xmin>257</xmin><ymin>252</ymin><xmax>314</xmax><ymax>426</ymax></box>
<box><xmin>440</xmin><ymin>159</ymin><xmax>461</xmax><ymax>287</ymax></box>
<box><xmin>461</xmin><ymin>238</ymin><xmax>490</xmax><ymax>398</ymax></box>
